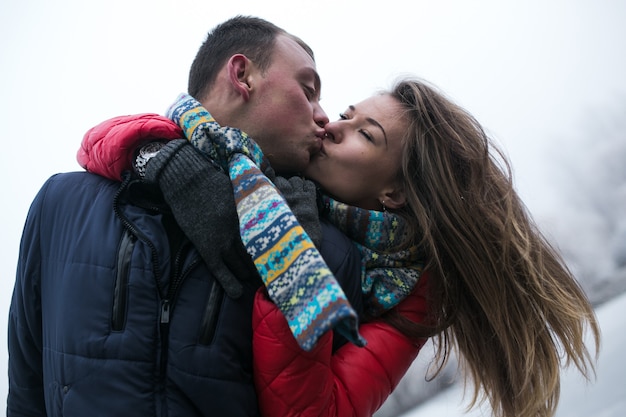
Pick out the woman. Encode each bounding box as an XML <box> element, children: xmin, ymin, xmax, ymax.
<box><xmin>78</xmin><ymin>78</ymin><xmax>599</xmax><ymax>417</ymax></box>
<box><xmin>252</xmin><ymin>79</ymin><xmax>602</xmax><ymax>417</ymax></box>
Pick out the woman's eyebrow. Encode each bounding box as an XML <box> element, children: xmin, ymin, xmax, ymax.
<box><xmin>349</xmin><ymin>105</ymin><xmax>388</xmax><ymax>146</ymax></box>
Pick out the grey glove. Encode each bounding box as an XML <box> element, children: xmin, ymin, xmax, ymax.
<box><xmin>144</xmin><ymin>139</ymin><xmax>255</xmax><ymax>298</ymax></box>
<box><xmin>273</xmin><ymin>175</ymin><xmax>322</xmax><ymax>248</ymax></box>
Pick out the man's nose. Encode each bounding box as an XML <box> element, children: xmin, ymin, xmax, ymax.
<box><xmin>313</xmin><ymin>104</ymin><xmax>329</xmax><ymax>128</ymax></box>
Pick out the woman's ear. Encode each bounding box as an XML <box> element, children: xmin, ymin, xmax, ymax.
<box><xmin>379</xmin><ymin>186</ymin><xmax>406</xmax><ymax>210</ymax></box>
<box><xmin>227</xmin><ymin>54</ymin><xmax>253</xmax><ymax>101</ymax></box>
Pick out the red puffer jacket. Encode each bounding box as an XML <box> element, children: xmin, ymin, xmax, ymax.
<box><xmin>253</xmin><ymin>272</ymin><xmax>431</xmax><ymax>417</ymax></box>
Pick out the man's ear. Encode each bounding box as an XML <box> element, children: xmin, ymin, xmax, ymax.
<box><xmin>227</xmin><ymin>54</ymin><xmax>253</xmax><ymax>101</ymax></box>
<box><xmin>379</xmin><ymin>186</ymin><xmax>406</xmax><ymax>210</ymax></box>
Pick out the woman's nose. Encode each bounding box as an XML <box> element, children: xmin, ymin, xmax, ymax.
<box><xmin>323</xmin><ymin>123</ymin><xmax>340</xmax><ymax>143</ymax></box>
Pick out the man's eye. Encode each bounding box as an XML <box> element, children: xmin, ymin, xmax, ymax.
<box><xmin>304</xmin><ymin>86</ymin><xmax>316</xmax><ymax>99</ymax></box>
<box><xmin>339</xmin><ymin>113</ymin><xmax>348</xmax><ymax>120</ymax></box>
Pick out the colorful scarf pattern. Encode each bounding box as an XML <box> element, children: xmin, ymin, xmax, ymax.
<box><xmin>166</xmin><ymin>94</ymin><xmax>364</xmax><ymax>351</ymax></box>
<box><xmin>320</xmin><ymin>196</ymin><xmax>424</xmax><ymax>317</ymax></box>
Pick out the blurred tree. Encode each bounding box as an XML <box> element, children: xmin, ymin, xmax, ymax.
<box><xmin>544</xmin><ymin>96</ymin><xmax>626</xmax><ymax>305</ymax></box>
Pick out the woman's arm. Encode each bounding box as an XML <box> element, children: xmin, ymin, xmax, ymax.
<box><xmin>253</xmin><ymin>273</ymin><xmax>430</xmax><ymax>417</ymax></box>
<box><xmin>77</xmin><ymin>113</ymin><xmax>182</xmax><ymax>180</ymax></box>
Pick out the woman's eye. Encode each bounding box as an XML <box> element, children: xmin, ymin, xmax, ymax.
<box><xmin>339</xmin><ymin>113</ymin><xmax>373</xmax><ymax>142</ymax></box>
<box><xmin>359</xmin><ymin>129</ymin><xmax>374</xmax><ymax>142</ymax></box>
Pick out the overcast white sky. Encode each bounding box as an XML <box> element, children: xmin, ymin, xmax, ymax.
<box><xmin>1</xmin><ymin>0</ymin><xmax>625</xmax><ymax>409</ymax></box>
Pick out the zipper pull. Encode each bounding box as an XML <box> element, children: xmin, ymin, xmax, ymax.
<box><xmin>161</xmin><ymin>300</ymin><xmax>170</xmax><ymax>324</ymax></box>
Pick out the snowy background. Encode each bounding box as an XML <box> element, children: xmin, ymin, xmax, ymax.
<box><xmin>399</xmin><ymin>291</ymin><xmax>626</xmax><ymax>417</ymax></box>
<box><xmin>1</xmin><ymin>0</ymin><xmax>625</xmax><ymax>415</ymax></box>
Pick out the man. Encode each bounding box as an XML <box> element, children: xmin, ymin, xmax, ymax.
<box><xmin>7</xmin><ymin>16</ymin><xmax>362</xmax><ymax>417</ymax></box>
<box><xmin>187</xmin><ymin>15</ymin><xmax>327</xmax><ymax>174</ymax></box>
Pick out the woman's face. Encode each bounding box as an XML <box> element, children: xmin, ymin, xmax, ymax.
<box><xmin>304</xmin><ymin>93</ymin><xmax>408</xmax><ymax>211</ymax></box>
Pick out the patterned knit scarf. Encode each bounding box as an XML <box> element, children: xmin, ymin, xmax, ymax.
<box><xmin>320</xmin><ymin>196</ymin><xmax>424</xmax><ymax>317</ymax></box>
<box><xmin>166</xmin><ymin>94</ymin><xmax>364</xmax><ymax>351</ymax></box>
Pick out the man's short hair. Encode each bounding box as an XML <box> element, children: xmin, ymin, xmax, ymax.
<box><xmin>188</xmin><ymin>15</ymin><xmax>315</xmax><ymax>101</ymax></box>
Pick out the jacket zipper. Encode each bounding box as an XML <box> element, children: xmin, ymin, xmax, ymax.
<box><xmin>159</xmin><ymin>242</ymin><xmax>199</xmax><ymax>371</ymax></box>
<box><xmin>111</xmin><ymin>176</ymin><xmax>167</xmax><ymax>331</ymax></box>
<box><xmin>199</xmin><ymin>281</ymin><xmax>224</xmax><ymax>345</ymax></box>
<box><xmin>112</xmin><ymin>176</ymin><xmax>201</xmax><ymax>415</ymax></box>
<box><xmin>112</xmin><ymin>229</ymin><xmax>136</xmax><ymax>331</ymax></box>
<box><xmin>113</xmin><ymin>176</ymin><xmax>167</xmax><ymax>298</ymax></box>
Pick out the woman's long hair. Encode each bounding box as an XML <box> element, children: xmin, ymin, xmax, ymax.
<box><xmin>387</xmin><ymin>79</ymin><xmax>600</xmax><ymax>417</ymax></box>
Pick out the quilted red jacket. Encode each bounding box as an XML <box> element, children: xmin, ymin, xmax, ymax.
<box><xmin>77</xmin><ymin>113</ymin><xmax>182</xmax><ymax>180</ymax></box>
<box><xmin>253</xmin><ymin>272</ymin><xmax>431</xmax><ymax>417</ymax></box>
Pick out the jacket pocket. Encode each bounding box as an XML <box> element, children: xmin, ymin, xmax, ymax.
<box><xmin>198</xmin><ymin>280</ymin><xmax>224</xmax><ymax>345</ymax></box>
<box><xmin>112</xmin><ymin>229</ymin><xmax>135</xmax><ymax>331</ymax></box>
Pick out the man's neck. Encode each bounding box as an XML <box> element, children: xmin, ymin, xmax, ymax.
<box><xmin>200</xmin><ymin>91</ymin><xmax>246</xmax><ymax>131</ymax></box>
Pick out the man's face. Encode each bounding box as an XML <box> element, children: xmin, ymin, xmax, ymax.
<box><xmin>244</xmin><ymin>35</ymin><xmax>329</xmax><ymax>174</ymax></box>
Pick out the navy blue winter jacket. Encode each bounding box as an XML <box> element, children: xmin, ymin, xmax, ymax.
<box><xmin>7</xmin><ymin>171</ymin><xmax>362</xmax><ymax>417</ymax></box>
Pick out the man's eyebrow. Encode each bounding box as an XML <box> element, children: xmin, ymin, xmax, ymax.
<box><xmin>349</xmin><ymin>105</ymin><xmax>388</xmax><ymax>146</ymax></box>
<box><xmin>301</xmin><ymin>67</ymin><xmax>322</xmax><ymax>98</ymax></box>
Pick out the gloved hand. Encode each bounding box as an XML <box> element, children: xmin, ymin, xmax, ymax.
<box><xmin>144</xmin><ymin>139</ymin><xmax>255</xmax><ymax>298</ymax></box>
<box><xmin>273</xmin><ymin>175</ymin><xmax>322</xmax><ymax>248</ymax></box>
